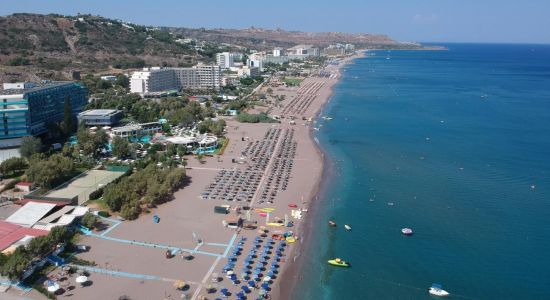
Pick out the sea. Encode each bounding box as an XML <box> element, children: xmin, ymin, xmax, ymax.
<box><xmin>291</xmin><ymin>44</ymin><xmax>550</xmax><ymax>300</ymax></box>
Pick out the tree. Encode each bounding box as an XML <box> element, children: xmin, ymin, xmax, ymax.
<box><xmin>62</xmin><ymin>96</ymin><xmax>74</xmax><ymax>136</ymax></box>
<box><xmin>77</xmin><ymin>128</ymin><xmax>108</xmax><ymax>157</ymax></box>
<box><xmin>19</xmin><ymin>136</ymin><xmax>42</xmax><ymax>158</ymax></box>
<box><xmin>26</xmin><ymin>154</ymin><xmax>75</xmax><ymax>189</ymax></box>
<box><xmin>0</xmin><ymin>157</ymin><xmax>27</xmax><ymax>175</ymax></box>
<box><xmin>112</xmin><ymin>136</ymin><xmax>130</xmax><ymax>158</ymax></box>
<box><xmin>81</xmin><ymin>213</ymin><xmax>99</xmax><ymax>229</ymax></box>
<box><xmin>115</xmin><ymin>74</ymin><xmax>129</xmax><ymax>89</ymax></box>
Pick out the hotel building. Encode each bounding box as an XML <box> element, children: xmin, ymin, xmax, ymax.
<box><xmin>0</xmin><ymin>82</ymin><xmax>88</xmax><ymax>149</ymax></box>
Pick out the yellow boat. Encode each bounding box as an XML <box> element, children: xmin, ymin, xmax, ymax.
<box><xmin>327</xmin><ymin>258</ymin><xmax>349</xmax><ymax>267</ymax></box>
<box><xmin>255</xmin><ymin>208</ymin><xmax>275</xmax><ymax>213</ymax></box>
<box><xmin>267</xmin><ymin>222</ymin><xmax>284</xmax><ymax>227</ymax></box>
<box><xmin>286</xmin><ymin>236</ymin><xmax>296</xmax><ymax>243</ymax></box>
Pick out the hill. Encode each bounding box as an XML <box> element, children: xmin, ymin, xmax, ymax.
<box><xmin>0</xmin><ymin>13</ymin><xmax>201</xmax><ymax>82</ymax></box>
<box><xmin>0</xmin><ymin>13</ymin><xmax>418</xmax><ymax>82</ymax></box>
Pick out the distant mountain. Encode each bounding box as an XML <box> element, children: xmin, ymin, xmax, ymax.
<box><xmin>170</xmin><ymin>27</ymin><xmax>408</xmax><ymax>50</ymax></box>
<box><xmin>0</xmin><ymin>13</ymin><xmax>419</xmax><ymax>82</ymax></box>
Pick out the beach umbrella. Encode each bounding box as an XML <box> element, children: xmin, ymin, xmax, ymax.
<box><xmin>248</xmin><ymin>280</ymin><xmax>255</xmax><ymax>287</ymax></box>
<box><xmin>236</xmin><ymin>291</ymin><xmax>245</xmax><ymax>299</ymax></box>
<box><xmin>263</xmin><ymin>276</ymin><xmax>271</xmax><ymax>282</ymax></box>
<box><xmin>47</xmin><ymin>283</ymin><xmax>60</xmax><ymax>293</ymax></box>
<box><xmin>173</xmin><ymin>280</ymin><xmax>186</xmax><ymax>290</ymax></box>
<box><xmin>227</xmin><ymin>270</ymin><xmax>234</xmax><ymax>276</ymax></box>
<box><xmin>261</xmin><ymin>282</ymin><xmax>270</xmax><ymax>290</ymax></box>
<box><xmin>76</xmin><ymin>275</ymin><xmax>88</xmax><ymax>284</ymax></box>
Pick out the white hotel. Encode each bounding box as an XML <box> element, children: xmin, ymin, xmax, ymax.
<box><xmin>216</xmin><ymin>52</ymin><xmax>243</xmax><ymax>69</ymax></box>
<box><xmin>130</xmin><ymin>64</ymin><xmax>221</xmax><ymax>96</ymax></box>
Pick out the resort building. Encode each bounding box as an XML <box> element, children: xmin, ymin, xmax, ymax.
<box><xmin>0</xmin><ymin>81</ymin><xmax>88</xmax><ymax>149</ymax></box>
<box><xmin>165</xmin><ymin>133</ymin><xmax>219</xmax><ymax>154</ymax></box>
<box><xmin>286</xmin><ymin>45</ymin><xmax>320</xmax><ymax>56</ymax></box>
<box><xmin>77</xmin><ymin>109</ymin><xmax>123</xmax><ymax>127</ymax></box>
<box><xmin>130</xmin><ymin>65</ymin><xmax>222</xmax><ymax>96</ymax></box>
<box><xmin>216</xmin><ymin>52</ymin><xmax>242</xmax><ymax>69</ymax></box>
<box><xmin>273</xmin><ymin>48</ymin><xmax>283</xmax><ymax>57</ymax></box>
<box><xmin>111</xmin><ymin>122</ymin><xmax>162</xmax><ymax>140</ymax></box>
<box><xmin>194</xmin><ymin>64</ymin><xmax>222</xmax><ymax>90</ymax></box>
<box><xmin>238</xmin><ymin>66</ymin><xmax>260</xmax><ymax>77</ymax></box>
<box><xmin>130</xmin><ymin>67</ymin><xmax>177</xmax><ymax>95</ymax></box>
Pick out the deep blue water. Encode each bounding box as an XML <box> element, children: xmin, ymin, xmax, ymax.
<box><xmin>292</xmin><ymin>44</ymin><xmax>550</xmax><ymax>300</ymax></box>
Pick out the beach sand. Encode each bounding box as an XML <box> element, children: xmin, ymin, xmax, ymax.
<box><xmin>40</xmin><ymin>52</ymin><xmax>364</xmax><ymax>300</ymax></box>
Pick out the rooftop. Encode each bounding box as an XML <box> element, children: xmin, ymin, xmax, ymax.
<box><xmin>78</xmin><ymin>109</ymin><xmax>122</xmax><ymax>117</ymax></box>
<box><xmin>5</xmin><ymin>202</ymin><xmax>57</xmax><ymax>227</ymax></box>
<box><xmin>0</xmin><ymin>81</ymin><xmax>79</xmax><ymax>96</ymax></box>
<box><xmin>0</xmin><ymin>220</ymin><xmax>48</xmax><ymax>251</ymax></box>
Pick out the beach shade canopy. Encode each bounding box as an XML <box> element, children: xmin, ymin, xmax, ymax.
<box><xmin>76</xmin><ymin>275</ymin><xmax>88</xmax><ymax>284</ymax></box>
<box><xmin>261</xmin><ymin>282</ymin><xmax>270</xmax><ymax>289</ymax></box>
<box><xmin>248</xmin><ymin>280</ymin><xmax>256</xmax><ymax>287</ymax></box>
<box><xmin>220</xmin><ymin>288</ymin><xmax>229</xmax><ymax>295</ymax></box>
<box><xmin>173</xmin><ymin>280</ymin><xmax>186</xmax><ymax>289</ymax></box>
<box><xmin>47</xmin><ymin>282</ymin><xmax>60</xmax><ymax>293</ymax></box>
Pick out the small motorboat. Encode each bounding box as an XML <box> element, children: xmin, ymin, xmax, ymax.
<box><xmin>344</xmin><ymin>224</ymin><xmax>352</xmax><ymax>231</ymax></box>
<box><xmin>327</xmin><ymin>258</ymin><xmax>349</xmax><ymax>267</ymax></box>
<box><xmin>288</xmin><ymin>204</ymin><xmax>298</xmax><ymax>208</ymax></box>
<box><xmin>429</xmin><ymin>283</ymin><xmax>449</xmax><ymax>297</ymax></box>
<box><xmin>328</xmin><ymin>220</ymin><xmax>337</xmax><ymax>227</ymax></box>
<box><xmin>401</xmin><ymin>228</ymin><xmax>413</xmax><ymax>235</ymax></box>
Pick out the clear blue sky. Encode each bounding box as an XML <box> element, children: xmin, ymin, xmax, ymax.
<box><xmin>1</xmin><ymin>0</ymin><xmax>549</xmax><ymax>44</ymax></box>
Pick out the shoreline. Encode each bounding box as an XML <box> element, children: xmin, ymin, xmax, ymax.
<box><xmin>272</xmin><ymin>51</ymin><xmax>364</xmax><ymax>300</ymax></box>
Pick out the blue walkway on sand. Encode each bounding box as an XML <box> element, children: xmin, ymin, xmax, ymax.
<box><xmin>222</xmin><ymin>234</ymin><xmax>238</xmax><ymax>258</ymax></box>
<box><xmin>79</xmin><ymin>227</ymin><xmax>222</xmax><ymax>258</ymax></box>
<box><xmin>97</xmin><ymin>216</ymin><xmax>122</xmax><ymax>236</ymax></box>
<box><xmin>69</xmin><ymin>264</ymin><xmax>163</xmax><ymax>281</ymax></box>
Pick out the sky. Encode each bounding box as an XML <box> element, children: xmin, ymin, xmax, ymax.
<box><xmin>1</xmin><ymin>0</ymin><xmax>549</xmax><ymax>44</ymax></box>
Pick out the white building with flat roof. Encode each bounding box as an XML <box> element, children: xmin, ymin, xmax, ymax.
<box><xmin>216</xmin><ymin>52</ymin><xmax>242</xmax><ymax>69</ymax></box>
<box><xmin>195</xmin><ymin>64</ymin><xmax>221</xmax><ymax>90</ymax></box>
<box><xmin>77</xmin><ymin>109</ymin><xmax>123</xmax><ymax>126</ymax></box>
<box><xmin>130</xmin><ymin>65</ymin><xmax>221</xmax><ymax>96</ymax></box>
<box><xmin>130</xmin><ymin>68</ymin><xmax>177</xmax><ymax>95</ymax></box>
<box><xmin>273</xmin><ymin>48</ymin><xmax>283</xmax><ymax>57</ymax></box>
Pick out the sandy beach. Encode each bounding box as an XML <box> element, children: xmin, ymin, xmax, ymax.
<box><xmin>35</xmin><ymin>52</ymin><xmax>365</xmax><ymax>300</ymax></box>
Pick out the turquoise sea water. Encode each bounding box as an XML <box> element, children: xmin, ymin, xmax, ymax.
<box><xmin>292</xmin><ymin>44</ymin><xmax>550</xmax><ymax>300</ymax></box>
